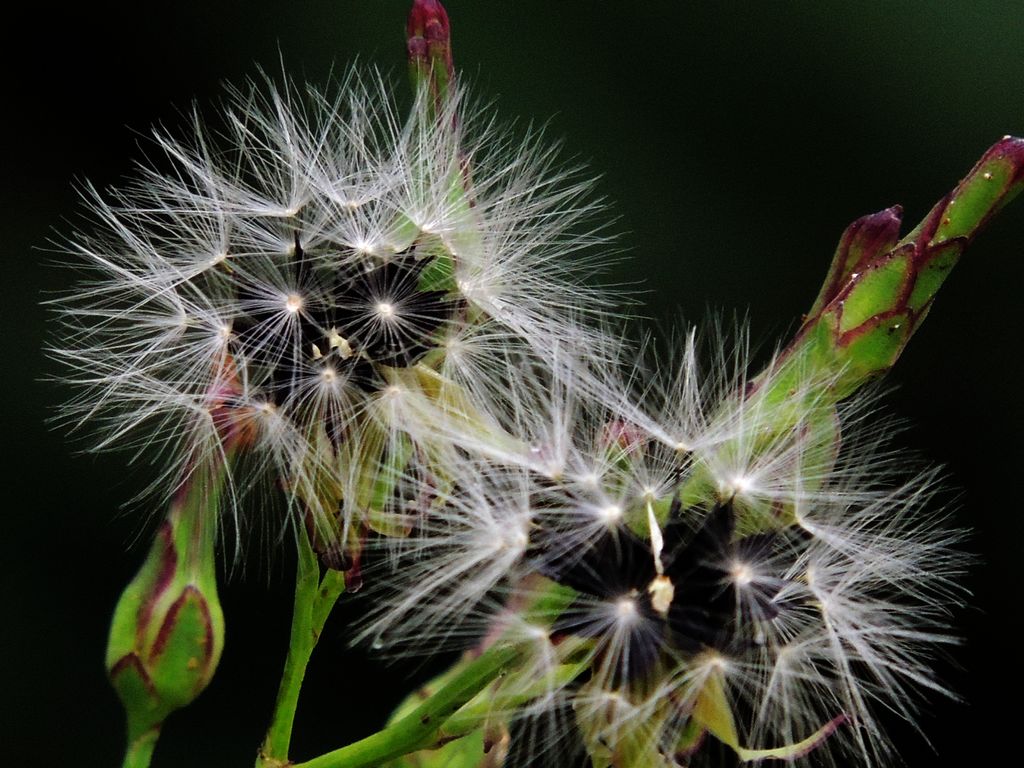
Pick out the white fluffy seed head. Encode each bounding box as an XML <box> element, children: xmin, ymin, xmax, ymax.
<box><xmin>357</xmin><ymin>323</ymin><xmax>968</xmax><ymax>767</ymax></box>
<box><xmin>48</xmin><ymin>66</ymin><xmax>621</xmax><ymax>555</ymax></box>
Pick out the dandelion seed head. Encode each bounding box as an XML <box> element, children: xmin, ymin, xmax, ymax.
<box><xmin>359</xmin><ymin>323</ymin><xmax>968</xmax><ymax>767</ymax></box>
<box><xmin>49</xmin><ymin>64</ymin><xmax>620</xmax><ymax>560</ymax></box>
<box><xmin>44</xmin><ymin>34</ymin><xmax>974</xmax><ymax>767</ymax></box>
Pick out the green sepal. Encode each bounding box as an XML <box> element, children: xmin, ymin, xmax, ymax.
<box><xmin>673</xmin><ymin>717</ymin><xmax>706</xmax><ymax>758</ymax></box>
<box><xmin>690</xmin><ymin>666</ymin><xmax>845</xmax><ymax>762</ymax></box>
<box><xmin>732</xmin><ymin>716</ymin><xmax>847</xmax><ymax>763</ymax></box>
<box><xmin>691</xmin><ymin>667</ymin><xmax>740</xmax><ymax>751</ymax></box>
<box><xmin>574</xmin><ymin>685</ymin><xmax>673</xmax><ymax>768</ymax></box>
<box><xmin>366</xmin><ymin>431</ymin><xmax>415</xmax><ymax>537</ymax></box>
<box><xmin>837</xmin><ymin>249</ymin><xmax>910</xmax><ymax>333</ymax></box>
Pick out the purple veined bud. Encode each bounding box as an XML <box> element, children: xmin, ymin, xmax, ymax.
<box><xmin>105</xmin><ymin>462</ymin><xmax>228</xmax><ymax>764</ymax></box>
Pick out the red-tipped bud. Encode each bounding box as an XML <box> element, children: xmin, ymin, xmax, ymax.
<box><xmin>407</xmin><ymin>0</ymin><xmax>454</xmax><ymax>105</ymax></box>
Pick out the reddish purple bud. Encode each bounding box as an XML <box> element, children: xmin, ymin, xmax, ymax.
<box><xmin>407</xmin><ymin>0</ymin><xmax>454</xmax><ymax>109</ymax></box>
<box><xmin>407</xmin><ymin>0</ymin><xmax>453</xmax><ymax>81</ymax></box>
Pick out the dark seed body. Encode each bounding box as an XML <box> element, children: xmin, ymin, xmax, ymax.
<box><xmin>537</xmin><ymin>502</ymin><xmax>793</xmax><ymax>682</ymax></box>
<box><xmin>232</xmin><ymin>237</ymin><xmax>461</xmax><ymax>400</ymax></box>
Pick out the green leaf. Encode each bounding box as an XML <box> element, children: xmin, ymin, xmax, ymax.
<box><xmin>690</xmin><ymin>666</ymin><xmax>845</xmax><ymax>762</ymax></box>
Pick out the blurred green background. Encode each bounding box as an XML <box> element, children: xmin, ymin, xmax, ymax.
<box><xmin>4</xmin><ymin>1</ymin><xmax>1023</xmax><ymax>764</ymax></box>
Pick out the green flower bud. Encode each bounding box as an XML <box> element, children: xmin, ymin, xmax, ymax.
<box><xmin>105</xmin><ymin>462</ymin><xmax>226</xmax><ymax>765</ymax></box>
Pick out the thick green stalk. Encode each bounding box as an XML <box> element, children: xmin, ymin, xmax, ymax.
<box><xmin>292</xmin><ymin>645</ymin><xmax>521</xmax><ymax>768</ymax></box>
<box><xmin>257</xmin><ymin>525</ymin><xmax>346</xmax><ymax>767</ymax></box>
<box><xmin>121</xmin><ymin>728</ymin><xmax>159</xmax><ymax>768</ymax></box>
<box><xmin>353</xmin><ymin>586</ymin><xmax>583</xmax><ymax>767</ymax></box>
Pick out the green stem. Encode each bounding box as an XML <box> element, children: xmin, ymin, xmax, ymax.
<box><xmin>122</xmin><ymin>727</ymin><xmax>159</xmax><ymax>768</ymax></box>
<box><xmin>312</xmin><ymin>570</ymin><xmax>347</xmax><ymax>634</ymax></box>
<box><xmin>257</xmin><ymin>526</ymin><xmax>346</xmax><ymax>766</ymax></box>
<box><xmin>438</xmin><ymin>658</ymin><xmax>588</xmax><ymax>742</ymax></box>
<box><xmin>292</xmin><ymin>644</ymin><xmax>522</xmax><ymax>768</ymax></box>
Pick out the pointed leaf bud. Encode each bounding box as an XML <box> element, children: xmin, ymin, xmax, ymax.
<box><xmin>105</xmin><ymin>459</ymin><xmax>227</xmax><ymax>760</ymax></box>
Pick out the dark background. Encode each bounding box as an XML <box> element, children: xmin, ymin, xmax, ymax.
<box><xmin>4</xmin><ymin>1</ymin><xmax>1023</xmax><ymax>765</ymax></box>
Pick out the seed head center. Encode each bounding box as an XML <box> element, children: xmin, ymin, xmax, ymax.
<box><xmin>615</xmin><ymin>596</ymin><xmax>639</xmax><ymax>622</ymax></box>
<box><xmin>599</xmin><ymin>504</ymin><xmax>623</xmax><ymax>525</ymax></box>
<box><xmin>731</xmin><ymin>562</ymin><xmax>754</xmax><ymax>586</ymax></box>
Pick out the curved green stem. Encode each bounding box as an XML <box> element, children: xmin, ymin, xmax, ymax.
<box><xmin>122</xmin><ymin>726</ymin><xmax>159</xmax><ymax>768</ymax></box>
<box><xmin>257</xmin><ymin>526</ymin><xmax>346</xmax><ymax>767</ymax></box>
<box><xmin>292</xmin><ymin>644</ymin><xmax>521</xmax><ymax>768</ymax></box>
